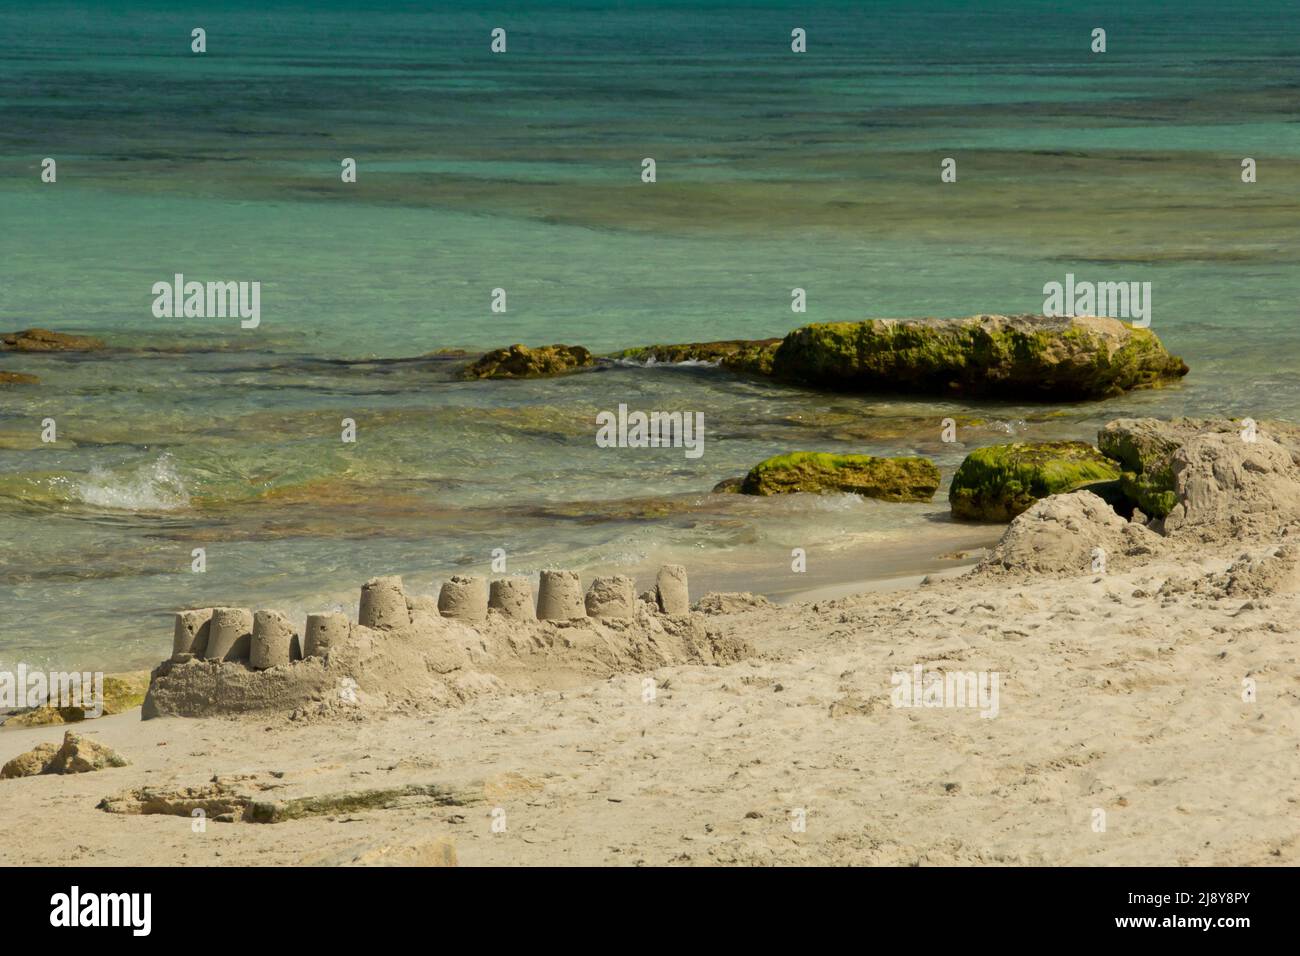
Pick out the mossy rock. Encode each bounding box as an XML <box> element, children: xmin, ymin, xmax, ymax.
<box><xmin>461</xmin><ymin>344</ymin><xmax>594</xmax><ymax>380</ymax></box>
<box><xmin>610</xmin><ymin>339</ymin><xmax>780</xmax><ymax>377</ymax></box>
<box><xmin>3</xmin><ymin>671</ymin><xmax>150</xmax><ymax>727</ymax></box>
<box><xmin>770</xmin><ymin>314</ymin><xmax>1188</xmax><ymax>401</ymax></box>
<box><xmin>1098</xmin><ymin>418</ymin><xmax>1225</xmax><ymax>518</ymax></box>
<box><xmin>950</xmin><ymin>441</ymin><xmax>1121</xmax><ymax>522</ymax></box>
<box><xmin>1095</xmin><ymin>417</ymin><xmax>1300</xmax><ymax>518</ymax></box>
<box><xmin>740</xmin><ymin>452</ymin><xmax>940</xmax><ymax>501</ymax></box>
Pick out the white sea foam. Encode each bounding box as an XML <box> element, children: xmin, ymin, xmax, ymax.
<box><xmin>74</xmin><ymin>454</ymin><xmax>191</xmax><ymax>512</ymax></box>
<box><xmin>614</xmin><ymin>357</ymin><xmax>722</xmax><ymax>369</ymax></box>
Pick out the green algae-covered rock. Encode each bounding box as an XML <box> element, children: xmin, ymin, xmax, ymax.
<box><xmin>611</xmin><ymin>339</ymin><xmax>780</xmax><ymax>377</ymax></box>
<box><xmin>740</xmin><ymin>452</ymin><xmax>940</xmax><ymax>501</ymax></box>
<box><xmin>1095</xmin><ymin>419</ymin><xmax>1206</xmax><ymax>518</ymax></box>
<box><xmin>461</xmin><ymin>344</ymin><xmax>594</xmax><ymax>379</ymax></box>
<box><xmin>3</xmin><ymin>671</ymin><xmax>151</xmax><ymax>727</ymax></box>
<box><xmin>950</xmin><ymin>441</ymin><xmax>1121</xmax><ymax>522</ymax></box>
<box><xmin>769</xmin><ymin>314</ymin><xmax>1187</xmax><ymax>401</ymax></box>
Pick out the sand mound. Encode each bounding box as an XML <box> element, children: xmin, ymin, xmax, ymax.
<box><xmin>1215</xmin><ymin>544</ymin><xmax>1300</xmax><ymax>599</ymax></box>
<box><xmin>977</xmin><ymin>491</ymin><xmax>1162</xmax><ymax>576</ymax></box>
<box><xmin>1163</xmin><ymin>433</ymin><xmax>1300</xmax><ymax>536</ymax></box>
<box><xmin>144</xmin><ymin>579</ymin><xmax>750</xmax><ymax>720</ymax></box>
<box><xmin>695</xmin><ymin>592</ymin><xmax>774</xmax><ymax>614</ymax></box>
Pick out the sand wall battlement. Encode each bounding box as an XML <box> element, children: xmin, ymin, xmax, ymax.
<box><xmin>144</xmin><ymin>565</ymin><xmax>741</xmax><ymax>720</ymax></box>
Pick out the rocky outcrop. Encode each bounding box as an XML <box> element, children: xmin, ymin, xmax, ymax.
<box><xmin>949</xmin><ymin>441</ymin><xmax>1120</xmax><ymax>522</ymax></box>
<box><xmin>1</xmin><ymin>731</ymin><xmax>128</xmax><ymax>778</ymax></box>
<box><xmin>1</xmin><ymin>328</ymin><xmax>104</xmax><ymax>352</ymax></box>
<box><xmin>1162</xmin><ymin>432</ymin><xmax>1300</xmax><ymax>534</ymax></box>
<box><xmin>739</xmin><ymin>451</ymin><xmax>940</xmax><ymax>501</ymax></box>
<box><xmin>0</xmin><ymin>743</ymin><xmax>58</xmax><ymax>779</ymax></box>
<box><xmin>978</xmin><ymin>417</ymin><xmax>1300</xmax><ymax>574</ymax></box>
<box><xmin>605</xmin><ymin>315</ymin><xmax>1186</xmax><ymax>400</ymax></box>
<box><xmin>1098</xmin><ymin>418</ymin><xmax>1300</xmax><ymax>518</ymax></box>
<box><xmin>2</xmin><ymin>672</ymin><xmax>150</xmax><ymax>727</ymax></box>
<box><xmin>461</xmin><ymin>344</ymin><xmax>594</xmax><ymax>379</ymax></box>
<box><xmin>768</xmin><ymin>315</ymin><xmax>1186</xmax><ymax>400</ymax></box>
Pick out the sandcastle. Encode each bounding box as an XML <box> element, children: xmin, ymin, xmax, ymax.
<box><xmin>144</xmin><ymin>566</ymin><xmax>723</xmax><ymax>719</ymax></box>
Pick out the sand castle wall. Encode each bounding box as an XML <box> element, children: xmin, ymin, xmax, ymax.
<box><xmin>143</xmin><ymin>565</ymin><xmax>731</xmax><ymax>720</ymax></box>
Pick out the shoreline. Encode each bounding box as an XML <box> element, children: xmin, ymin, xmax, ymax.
<box><xmin>2</xmin><ymin>510</ymin><xmax>1294</xmax><ymax>865</ymax></box>
<box><xmin>2</xmin><ymin>418</ymin><xmax>1298</xmax><ymax>865</ymax></box>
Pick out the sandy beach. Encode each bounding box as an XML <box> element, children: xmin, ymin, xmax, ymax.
<box><xmin>3</xmin><ymin>4</ymin><xmax>1298</xmax><ymax>883</ymax></box>
<box><xmin>3</xmin><ymin>420</ymin><xmax>1296</xmax><ymax>867</ymax></box>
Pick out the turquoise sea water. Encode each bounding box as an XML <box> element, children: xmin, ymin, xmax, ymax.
<box><xmin>2</xmin><ymin>1</ymin><xmax>1299</xmax><ymax>671</ymax></box>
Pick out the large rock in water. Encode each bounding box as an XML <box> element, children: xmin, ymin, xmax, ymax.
<box><xmin>768</xmin><ymin>314</ymin><xmax>1186</xmax><ymax>400</ymax></box>
<box><xmin>1</xmin><ymin>328</ymin><xmax>105</xmax><ymax>352</ymax></box>
<box><xmin>740</xmin><ymin>452</ymin><xmax>940</xmax><ymax>501</ymax></box>
<box><xmin>950</xmin><ymin>441</ymin><xmax>1121</xmax><ymax>522</ymax></box>
<box><xmin>461</xmin><ymin>344</ymin><xmax>593</xmax><ymax>379</ymax></box>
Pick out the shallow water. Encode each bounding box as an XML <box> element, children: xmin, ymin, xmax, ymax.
<box><xmin>2</xmin><ymin>1</ymin><xmax>1298</xmax><ymax>670</ymax></box>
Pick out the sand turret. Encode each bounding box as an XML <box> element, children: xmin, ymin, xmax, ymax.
<box><xmin>250</xmin><ymin>610</ymin><xmax>301</xmax><ymax>669</ymax></box>
<box><xmin>585</xmin><ymin>575</ymin><xmax>636</xmax><ymax>618</ymax></box>
<box><xmin>304</xmin><ymin>612</ymin><xmax>349</xmax><ymax>658</ymax></box>
<box><xmin>359</xmin><ymin>575</ymin><xmax>410</xmax><ymax>630</ymax></box>
<box><xmin>172</xmin><ymin>608</ymin><xmax>213</xmax><ymax>660</ymax></box>
<box><xmin>656</xmin><ymin>565</ymin><xmax>690</xmax><ymax>615</ymax></box>
<box><xmin>438</xmin><ymin>575</ymin><xmax>488</xmax><ymax>622</ymax></box>
<box><xmin>204</xmin><ymin>607</ymin><xmax>253</xmax><ymax>661</ymax></box>
<box><xmin>536</xmin><ymin>570</ymin><xmax>585</xmax><ymax>620</ymax></box>
<box><xmin>489</xmin><ymin>577</ymin><xmax>535</xmax><ymax>620</ymax></box>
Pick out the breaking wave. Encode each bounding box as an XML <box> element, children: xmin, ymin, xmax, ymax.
<box><xmin>74</xmin><ymin>454</ymin><xmax>191</xmax><ymax>512</ymax></box>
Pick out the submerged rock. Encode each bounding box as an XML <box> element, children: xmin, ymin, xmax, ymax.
<box><xmin>768</xmin><ymin>315</ymin><xmax>1187</xmax><ymax>400</ymax></box>
<box><xmin>739</xmin><ymin>451</ymin><xmax>940</xmax><ymax>501</ymax></box>
<box><xmin>610</xmin><ymin>339</ymin><xmax>781</xmax><ymax>376</ymax></box>
<box><xmin>950</xmin><ymin>441</ymin><xmax>1120</xmax><ymax>522</ymax></box>
<box><xmin>0</xmin><ymin>370</ymin><xmax>39</xmax><ymax>385</ymax></box>
<box><xmin>1</xmin><ymin>328</ymin><xmax>105</xmax><ymax>352</ymax></box>
<box><xmin>461</xmin><ymin>343</ymin><xmax>594</xmax><ymax>379</ymax></box>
